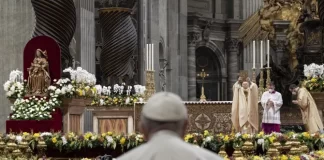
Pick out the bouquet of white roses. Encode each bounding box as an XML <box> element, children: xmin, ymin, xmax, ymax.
<box><xmin>10</xmin><ymin>96</ymin><xmax>55</xmax><ymax>120</ymax></box>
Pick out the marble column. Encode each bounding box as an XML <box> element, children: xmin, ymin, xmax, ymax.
<box><xmin>31</xmin><ymin>0</ymin><xmax>76</xmax><ymax>68</ymax></box>
<box><xmin>273</xmin><ymin>40</ymin><xmax>286</xmax><ymax>65</ymax></box>
<box><xmin>147</xmin><ymin>0</ymin><xmax>160</xmax><ymax>91</ymax></box>
<box><xmin>272</xmin><ymin>20</ymin><xmax>290</xmax><ymax>65</ymax></box>
<box><xmin>74</xmin><ymin>0</ymin><xmax>95</xmax><ymax>74</ymax></box>
<box><xmin>178</xmin><ymin>0</ymin><xmax>188</xmax><ymax>100</ymax></box>
<box><xmin>0</xmin><ymin>0</ymin><xmax>35</xmax><ymax>132</ymax></box>
<box><xmin>233</xmin><ymin>0</ymin><xmax>241</xmax><ymax>19</ymax></box>
<box><xmin>222</xmin><ymin>78</ymin><xmax>227</xmax><ymax>100</ymax></box>
<box><xmin>226</xmin><ymin>38</ymin><xmax>240</xmax><ymax>100</ymax></box>
<box><xmin>138</xmin><ymin>0</ymin><xmax>147</xmax><ymax>85</ymax></box>
<box><xmin>74</xmin><ymin>0</ymin><xmax>95</xmax><ymax>131</ymax></box>
<box><xmin>215</xmin><ymin>0</ymin><xmax>226</xmax><ymax>19</ymax></box>
<box><xmin>187</xmin><ymin>32</ymin><xmax>200</xmax><ymax>101</ymax></box>
<box><xmin>188</xmin><ymin>44</ymin><xmax>196</xmax><ymax>101</ymax></box>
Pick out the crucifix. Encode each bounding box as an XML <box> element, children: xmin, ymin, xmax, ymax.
<box><xmin>197</xmin><ymin>69</ymin><xmax>209</xmax><ymax>102</ymax></box>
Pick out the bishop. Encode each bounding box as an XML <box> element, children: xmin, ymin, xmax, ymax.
<box><xmin>231</xmin><ymin>70</ymin><xmax>259</xmax><ymax>134</ymax></box>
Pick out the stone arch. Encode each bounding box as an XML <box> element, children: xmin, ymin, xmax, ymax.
<box><xmin>195</xmin><ymin>41</ymin><xmax>226</xmax><ymax>101</ymax></box>
<box><xmin>196</xmin><ymin>41</ymin><xmax>226</xmax><ymax>76</ymax></box>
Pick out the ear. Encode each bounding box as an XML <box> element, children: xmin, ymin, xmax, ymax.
<box><xmin>181</xmin><ymin>120</ymin><xmax>189</xmax><ymax>137</ymax></box>
<box><xmin>139</xmin><ymin>122</ymin><xmax>148</xmax><ymax>141</ymax></box>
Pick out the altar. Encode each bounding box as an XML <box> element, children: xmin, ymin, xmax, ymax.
<box><xmin>15</xmin><ymin>99</ymin><xmax>303</xmax><ymax>134</ymax></box>
<box><xmin>133</xmin><ymin>101</ymin><xmax>304</xmax><ymax>134</ymax></box>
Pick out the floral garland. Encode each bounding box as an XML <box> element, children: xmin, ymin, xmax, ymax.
<box><xmin>303</xmin><ymin>63</ymin><xmax>324</xmax><ymax>92</ymax></box>
<box><xmin>2</xmin><ymin>131</ymin><xmax>324</xmax><ymax>159</ymax></box>
<box><xmin>4</xmin><ymin>67</ymin><xmax>145</xmax><ymax>120</ymax></box>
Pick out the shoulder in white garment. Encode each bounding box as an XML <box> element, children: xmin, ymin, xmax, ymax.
<box><xmin>116</xmin><ymin>131</ymin><xmax>223</xmax><ymax>160</ymax></box>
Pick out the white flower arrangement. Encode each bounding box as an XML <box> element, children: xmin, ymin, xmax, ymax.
<box><xmin>303</xmin><ymin>63</ymin><xmax>324</xmax><ymax>92</ymax></box>
<box><xmin>90</xmin><ymin>83</ymin><xmax>145</xmax><ymax>106</ymax></box>
<box><xmin>10</xmin><ymin>97</ymin><xmax>55</xmax><ymax>120</ymax></box>
<box><xmin>3</xmin><ymin>70</ymin><xmax>25</xmax><ymax>99</ymax></box>
<box><xmin>304</xmin><ymin>63</ymin><xmax>324</xmax><ymax>78</ymax></box>
<box><xmin>4</xmin><ymin>67</ymin><xmax>145</xmax><ymax>120</ymax></box>
<box><xmin>63</xmin><ymin>67</ymin><xmax>96</xmax><ymax>85</ymax></box>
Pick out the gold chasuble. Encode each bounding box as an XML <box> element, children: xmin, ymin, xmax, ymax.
<box><xmin>231</xmin><ymin>81</ymin><xmax>259</xmax><ymax>134</ymax></box>
<box><xmin>297</xmin><ymin>88</ymin><xmax>323</xmax><ymax>133</ymax></box>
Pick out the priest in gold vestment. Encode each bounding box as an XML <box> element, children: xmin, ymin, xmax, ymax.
<box><xmin>289</xmin><ymin>84</ymin><xmax>323</xmax><ymax>133</ymax></box>
<box><xmin>231</xmin><ymin>71</ymin><xmax>259</xmax><ymax>134</ymax></box>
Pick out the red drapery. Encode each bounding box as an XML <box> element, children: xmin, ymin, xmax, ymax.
<box><xmin>23</xmin><ymin>36</ymin><xmax>61</xmax><ymax>82</ymax></box>
<box><xmin>7</xmin><ymin>36</ymin><xmax>63</xmax><ymax>133</ymax></box>
<box><xmin>6</xmin><ymin>109</ymin><xmax>62</xmax><ymax>133</ymax></box>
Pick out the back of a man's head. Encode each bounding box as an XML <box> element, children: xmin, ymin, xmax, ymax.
<box><xmin>140</xmin><ymin>92</ymin><xmax>188</xmax><ymax>139</ymax></box>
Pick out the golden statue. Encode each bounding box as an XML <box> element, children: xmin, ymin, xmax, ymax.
<box><xmin>27</xmin><ymin>49</ymin><xmax>51</xmax><ymax>96</ymax></box>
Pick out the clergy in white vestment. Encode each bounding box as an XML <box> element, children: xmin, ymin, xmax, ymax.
<box><xmin>117</xmin><ymin>92</ymin><xmax>223</xmax><ymax>160</ymax></box>
<box><xmin>289</xmin><ymin>84</ymin><xmax>324</xmax><ymax>133</ymax></box>
<box><xmin>261</xmin><ymin>82</ymin><xmax>283</xmax><ymax>134</ymax></box>
<box><xmin>231</xmin><ymin>70</ymin><xmax>259</xmax><ymax>134</ymax></box>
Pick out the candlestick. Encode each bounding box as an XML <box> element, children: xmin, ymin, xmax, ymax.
<box><xmin>252</xmin><ymin>68</ymin><xmax>256</xmax><ymax>83</ymax></box>
<box><xmin>146</xmin><ymin>44</ymin><xmax>149</xmax><ymax>70</ymax></box>
<box><xmin>260</xmin><ymin>40</ymin><xmax>263</xmax><ymax>67</ymax></box>
<box><xmin>253</xmin><ymin>41</ymin><xmax>256</xmax><ymax>68</ymax></box>
<box><xmin>258</xmin><ymin>68</ymin><xmax>264</xmax><ymax>101</ymax></box>
<box><xmin>266</xmin><ymin>67</ymin><xmax>271</xmax><ymax>87</ymax></box>
<box><xmin>152</xmin><ymin>43</ymin><xmax>154</xmax><ymax>71</ymax></box>
<box><xmin>267</xmin><ymin>40</ymin><xmax>270</xmax><ymax>68</ymax></box>
<box><xmin>144</xmin><ymin>70</ymin><xmax>156</xmax><ymax>101</ymax></box>
<box><xmin>197</xmin><ymin>69</ymin><xmax>209</xmax><ymax>102</ymax></box>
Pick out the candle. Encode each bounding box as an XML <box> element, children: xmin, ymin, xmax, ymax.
<box><xmin>146</xmin><ymin>44</ymin><xmax>149</xmax><ymax>70</ymax></box>
<box><xmin>267</xmin><ymin>40</ymin><xmax>270</xmax><ymax>67</ymax></box>
<box><xmin>149</xmin><ymin>44</ymin><xmax>151</xmax><ymax>70</ymax></box>
<box><xmin>260</xmin><ymin>40</ymin><xmax>263</xmax><ymax>68</ymax></box>
<box><xmin>152</xmin><ymin>43</ymin><xmax>154</xmax><ymax>70</ymax></box>
<box><xmin>253</xmin><ymin>41</ymin><xmax>255</xmax><ymax>68</ymax></box>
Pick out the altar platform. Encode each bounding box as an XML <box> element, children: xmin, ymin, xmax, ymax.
<box><xmin>58</xmin><ymin>99</ymin><xmax>306</xmax><ymax>134</ymax></box>
<box><xmin>6</xmin><ymin>97</ymin><xmax>309</xmax><ymax>134</ymax></box>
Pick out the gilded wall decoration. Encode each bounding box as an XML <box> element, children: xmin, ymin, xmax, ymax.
<box><xmin>239</xmin><ymin>0</ymin><xmax>314</xmax><ymax>69</ymax></box>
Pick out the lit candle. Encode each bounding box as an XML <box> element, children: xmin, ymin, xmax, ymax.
<box><xmin>260</xmin><ymin>40</ymin><xmax>263</xmax><ymax>68</ymax></box>
<box><xmin>253</xmin><ymin>40</ymin><xmax>255</xmax><ymax>68</ymax></box>
<box><xmin>146</xmin><ymin>44</ymin><xmax>149</xmax><ymax>70</ymax></box>
<box><xmin>149</xmin><ymin>44</ymin><xmax>151</xmax><ymax>70</ymax></box>
<box><xmin>267</xmin><ymin>40</ymin><xmax>270</xmax><ymax>68</ymax></box>
<box><xmin>152</xmin><ymin>43</ymin><xmax>154</xmax><ymax>70</ymax></box>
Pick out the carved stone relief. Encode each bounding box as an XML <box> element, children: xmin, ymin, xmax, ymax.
<box><xmin>188</xmin><ymin>32</ymin><xmax>201</xmax><ymax>46</ymax></box>
<box><xmin>226</xmin><ymin>38</ymin><xmax>240</xmax><ymax>52</ymax></box>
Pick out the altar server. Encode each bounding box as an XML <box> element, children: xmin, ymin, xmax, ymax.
<box><xmin>261</xmin><ymin>82</ymin><xmax>283</xmax><ymax>134</ymax></box>
<box><xmin>289</xmin><ymin>84</ymin><xmax>324</xmax><ymax>133</ymax></box>
<box><xmin>117</xmin><ymin>92</ymin><xmax>222</xmax><ymax>160</ymax></box>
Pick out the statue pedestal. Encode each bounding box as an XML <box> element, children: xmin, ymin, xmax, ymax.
<box><xmin>62</xmin><ymin>98</ymin><xmax>92</xmax><ymax>133</ymax></box>
<box><xmin>62</xmin><ymin>98</ymin><xmax>134</xmax><ymax>134</ymax></box>
<box><xmin>5</xmin><ymin>109</ymin><xmax>62</xmax><ymax>133</ymax></box>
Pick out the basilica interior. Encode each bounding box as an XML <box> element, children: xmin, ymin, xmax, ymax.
<box><xmin>0</xmin><ymin>0</ymin><xmax>324</xmax><ymax>159</ymax></box>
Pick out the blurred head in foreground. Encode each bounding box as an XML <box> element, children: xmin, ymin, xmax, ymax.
<box><xmin>140</xmin><ymin>92</ymin><xmax>188</xmax><ymax>140</ymax></box>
